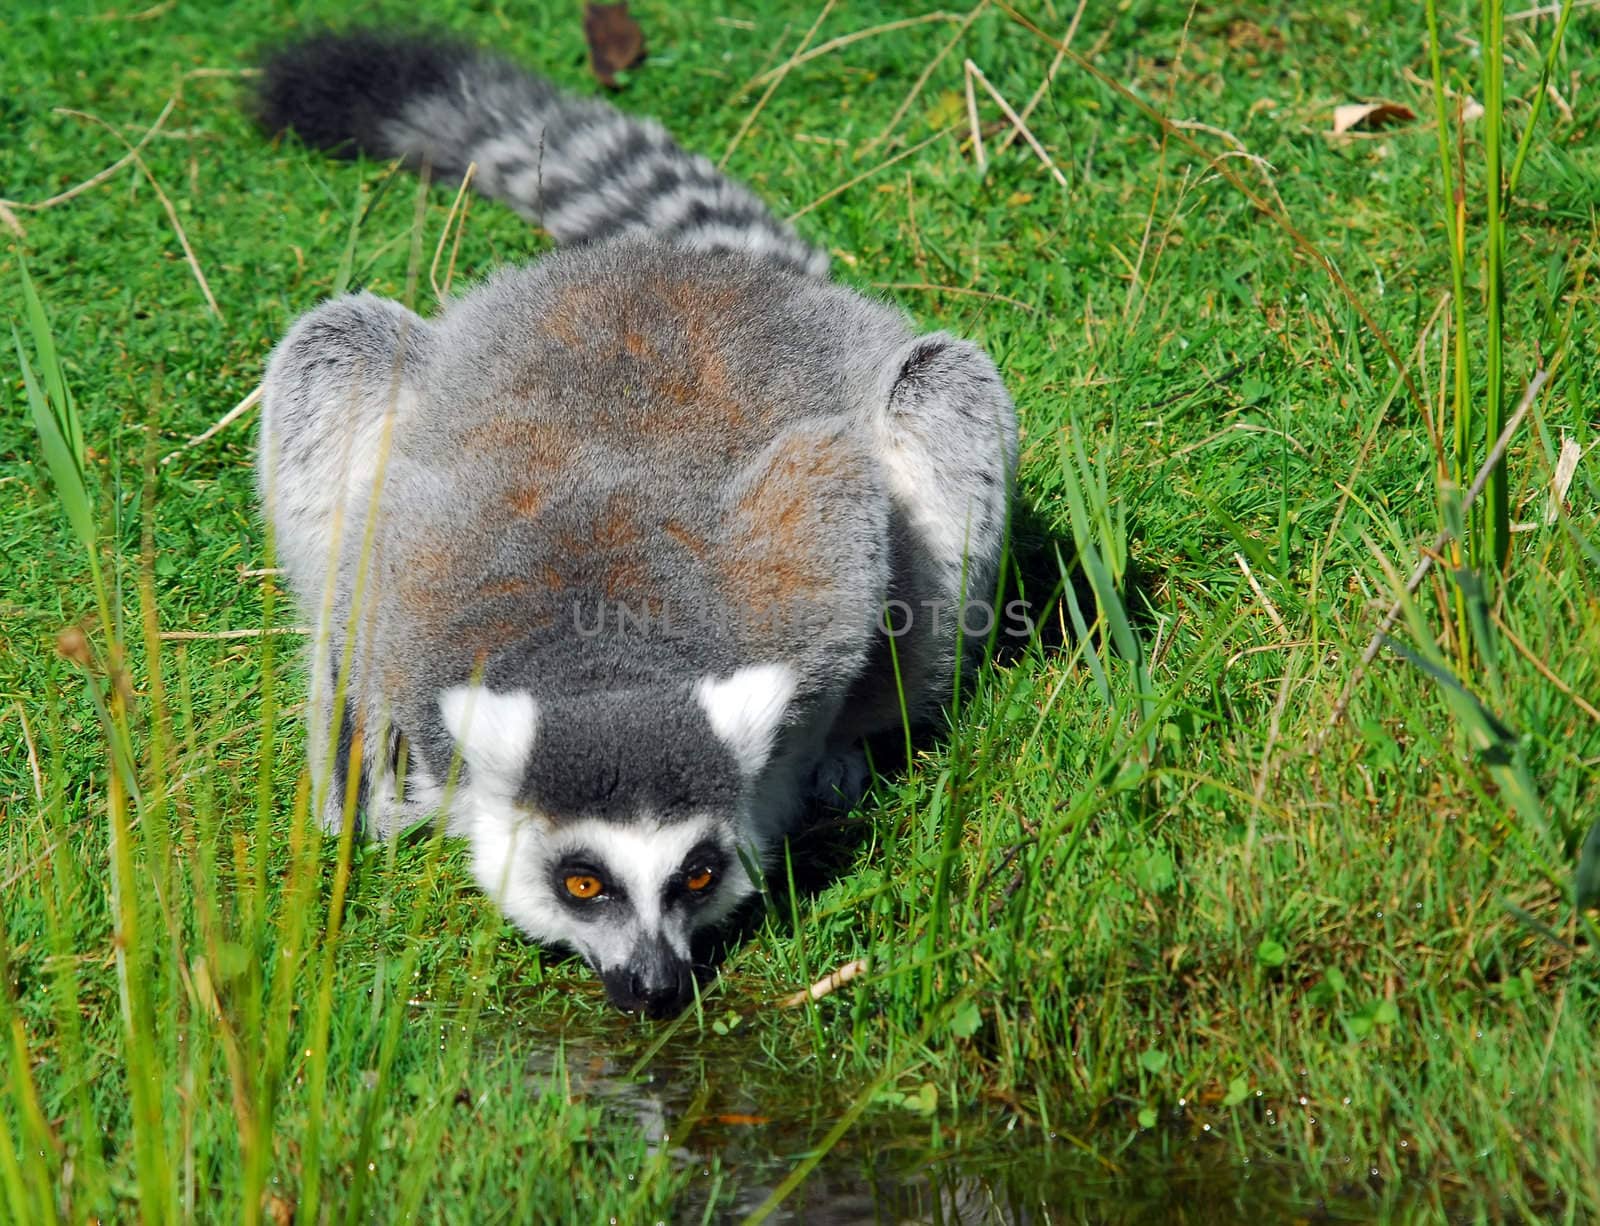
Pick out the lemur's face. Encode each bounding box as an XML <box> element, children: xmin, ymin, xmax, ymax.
<box><xmin>438</xmin><ymin>666</ymin><xmax>793</xmax><ymax>1017</ymax></box>
<box><xmin>471</xmin><ymin>812</ymin><xmax>757</xmax><ymax>1017</ymax></box>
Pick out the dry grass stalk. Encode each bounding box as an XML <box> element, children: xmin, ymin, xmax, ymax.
<box><xmin>781</xmin><ymin>958</ymin><xmax>870</xmax><ymax>1007</ymax></box>
<box><xmin>787</xmin><ymin>125</ymin><xmax>958</xmax><ymax>222</ymax></box>
<box><xmin>430</xmin><ymin>162</ymin><xmax>478</xmax><ymax>303</ymax></box>
<box><xmin>1235</xmin><ymin>552</ymin><xmax>1288</xmax><ymax>637</ymax></box>
<box><xmin>864</xmin><ymin>0</ymin><xmax>988</xmax><ymax>154</ymax></box>
<box><xmin>997</xmin><ymin>0</ymin><xmax>1089</xmax><ymax>155</ymax></box>
<box><xmin>721</xmin><ymin>0</ymin><xmax>838</xmax><ymax>169</ymax></box>
<box><xmin>161</xmin><ymin>386</ymin><xmax>262</xmax><ymax>467</ymax></box>
<box><xmin>871</xmin><ymin>281</ymin><xmax>1038</xmax><ymax>314</ymax></box>
<box><xmin>0</xmin><ymin>93</ymin><xmax>179</xmax><ymax>213</ymax></box>
<box><xmin>964</xmin><ymin>60</ymin><xmax>1067</xmax><ymax>185</ymax></box>
<box><xmin>158</xmin><ymin>627</ymin><xmax>308</xmax><ymax>642</ymax></box>
<box><xmin>742</xmin><ymin>12</ymin><xmax>966</xmax><ymax>91</ymax></box>
<box><xmin>964</xmin><ymin>57</ymin><xmax>987</xmax><ymax>173</ymax></box>
<box><xmin>56</xmin><ymin>106</ymin><xmax>223</xmax><ymax>319</ymax></box>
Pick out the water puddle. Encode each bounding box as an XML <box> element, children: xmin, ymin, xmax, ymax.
<box><xmin>502</xmin><ymin>1020</ymin><xmax>1404</xmax><ymax>1224</ymax></box>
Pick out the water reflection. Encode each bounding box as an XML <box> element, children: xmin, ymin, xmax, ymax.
<box><xmin>515</xmin><ymin>1030</ymin><xmax>1396</xmax><ymax>1224</ymax></box>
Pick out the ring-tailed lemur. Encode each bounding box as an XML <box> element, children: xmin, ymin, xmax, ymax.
<box><xmin>255</xmin><ymin>31</ymin><xmax>1016</xmax><ymax>1017</ymax></box>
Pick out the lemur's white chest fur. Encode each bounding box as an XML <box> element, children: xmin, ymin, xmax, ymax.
<box><xmin>256</xmin><ymin>31</ymin><xmax>1017</xmax><ymax>1016</ymax></box>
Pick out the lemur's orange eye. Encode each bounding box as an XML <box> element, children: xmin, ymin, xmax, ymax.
<box><xmin>564</xmin><ymin>874</ymin><xmax>604</xmax><ymax>900</ymax></box>
<box><xmin>685</xmin><ymin>867</ymin><xmax>714</xmax><ymax>893</ymax></box>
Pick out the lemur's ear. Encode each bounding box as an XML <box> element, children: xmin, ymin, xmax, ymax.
<box><xmin>439</xmin><ymin>685</ymin><xmax>540</xmax><ymax>795</ymax></box>
<box><xmin>879</xmin><ymin>333</ymin><xmax>1014</xmax><ymax>444</ymax></box>
<box><xmin>262</xmin><ymin>292</ymin><xmax>431</xmax><ymax>422</ymax></box>
<box><xmin>258</xmin><ymin>293</ymin><xmax>432</xmax><ymax>523</ymax></box>
<box><xmin>695</xmin><ymin>664</ymin><xmax>797</xmax><ymax>776</ymax></box>
<box><xmin>872</xmin><ymin>333</ymin><xmax>1018</xmax><ymax>594</ymax></box>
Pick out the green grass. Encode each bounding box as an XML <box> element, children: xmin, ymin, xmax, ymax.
<box><xmin>4</xmin><ymin>0</ymin><xmax>1600</xmax><ymax>1220</ymax></box>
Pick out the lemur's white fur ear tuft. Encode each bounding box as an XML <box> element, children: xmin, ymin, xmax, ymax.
<box><xmin>439</xmin><ymin>685</ymin><xmax>539</xmax><ymax>794</ymax></box>
<box><xmin>695</xmin><ymin>664</ymin><xmax>796</xmax><ymax>776</ymax></box>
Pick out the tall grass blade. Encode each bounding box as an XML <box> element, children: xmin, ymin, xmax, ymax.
<box><xmin>1426</xmin><ymin>0</ymin><xmax>1477</xmax><ymax>664</ymax></box>
<box><xmin>1481</xmin><ymin>0</ymin><xmax>1508</xmax><ymax>572</ymax></box>
<box><xmin>0</xmin><ymin>923</ymin><xmax>56</xmax><ymax>1221</ymax></box>
<box><xmin>14</xmin><ymin>262</ymin><xmax>119</xmax><ymax>679</ymax></box>
<box><xmin>335</xmin><ymin>162</ymin><xmax>404</xmax><ymax>297</ymax></box>
<box><xmin>16</xmin><ymin>258</ymin><xmax>82</xmax><ymax>463</ymax></box>
<box><xmin>342</xmin><ymin>832</ymin><xmax>453</xmax><ymax>1225</ymax></box>
<box><xmin>1381</xmin><ymin>634</ymin><xmax>1543</xmax><ymax>835</ymax></box>
<box><xmin>1057</xmin><ymin>423</ymin><xmax>1152</xmax><ymax>740</ymax></box>
<box><xmin>14</xmin><ymin>323</ymin><xmax>96</xmax><ymax>558</ymax></box>
<box><xmin>1504</xmin><ymin>0</ymin><xmax>1577</xmax><ymax>203</ymax></box>
<box><xmin>1056</xmin><ymin>546</ymin><xmax>1110</xmax><ymax>704</ymax></box>
<box><xmin>1576</xmin><ymin>817</ymin><xmax>1600</xmax><ymax>913</ymax></box>
<box><xmin>298</xmin><ymin>758</ymin><xmax>363</xmax><ymax>1225</ymax></box>
<box><xmin>37</xmin><ymin>730</ymin><xmax>110</xmax><ymax>1212</ymax></box>
<box><xmin>1441</xmin><ymin>491</ymin><xmax>1506</xmax><ymax>701</ymax></box>
<box><xmin>103</xmin><ymin>709</ymin><xmax>174</xmax><ymax>1225</ymax></box>
<box><xmin>0</xmin><ymin>1117</ymin><xmax>29</xmax><ymax>1225</ymax></box>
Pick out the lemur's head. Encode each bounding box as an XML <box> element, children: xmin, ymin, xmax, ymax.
<box><xmin>438</xmin><ymin>665</ymin><xmax>795</xmax><ymax>1017</ymax></box>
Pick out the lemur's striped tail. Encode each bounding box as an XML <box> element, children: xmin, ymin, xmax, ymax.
<box><xmin>256</xmin><ymin>31</ymin><xmax>828</xmax><ymax>278</ymax></box>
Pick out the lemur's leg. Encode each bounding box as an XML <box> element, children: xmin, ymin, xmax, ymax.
<box><xmin>258</xmin><ymin>293</ymin><xmax>433</xmax><ymax>830</ymax></box>
<box><xmin>360</xmin><ymin>720</ymin><xmax>447</xmax><ymax>838</ymax></box>
<box><xmin>846</xmin><ymin>333</ymin><xmax>1018</xmax><ymax>738</ymax></box>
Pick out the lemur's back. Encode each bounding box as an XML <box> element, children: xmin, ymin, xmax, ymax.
<box><xmin>372</xmin><ymin>243</ymin><xmax>901</xmax><ymax>774</ymax></box>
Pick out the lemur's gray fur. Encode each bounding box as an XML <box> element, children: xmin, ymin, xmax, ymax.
<box><xmin>255</xmin><ymin>32</ymin><xmax>1017</xmax><ymax>1016</ymax></box>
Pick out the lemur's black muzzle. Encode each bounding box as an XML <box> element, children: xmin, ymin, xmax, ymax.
<box><xmin>600</xmin><ymin>936</ymin><xmax>694</xmax><ymax>1019</ymax></box>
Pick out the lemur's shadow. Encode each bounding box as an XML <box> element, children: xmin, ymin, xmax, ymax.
<box><xmin>697</xmin><ymin>498</ymin><xmax>1159</xmax><ymax>973</ymax></box>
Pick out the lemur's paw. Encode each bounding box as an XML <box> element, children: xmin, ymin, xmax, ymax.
<box><xmin>806</xmin><ymin>745</ymin><xmax>871</xmax><ymax>811</ymax></box>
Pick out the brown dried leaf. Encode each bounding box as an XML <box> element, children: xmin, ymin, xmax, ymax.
<box><xmin>56</xmin><ymin>625</ymin><xmax>92</xmax><ymax>666</ymax></box>
<box><xmin>1331</xmin><ymin>101</ymin><xmax>1417</xmax><ymax>135</ymax></box>
<box><xmin>585</xmin><ymin>2</ymin><xmax>646</xmax><ymax>89</ymax></box>
<box><xmin>1546</xmin><ymin>435</ymin><xmax>1581</xmax><ymax>525</ymax></box>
